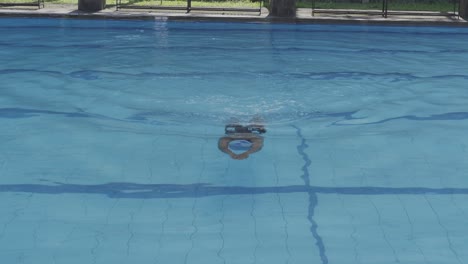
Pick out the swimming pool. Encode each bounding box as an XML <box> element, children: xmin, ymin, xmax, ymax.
<box><xmin>1</xmin><ymin>17</ymin><xmax>468</xmax><ymax>263</ymax></box>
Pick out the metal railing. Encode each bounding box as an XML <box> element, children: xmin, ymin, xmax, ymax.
<box><xmin>310</xmin><ymin>0</ymin><xmax>459</xmax><ymax>18</ymax></box>
<box><xmin>385</xmin><ymin>0</ymin><xmax>459</xmax><ymax>17</ymax></box>
<box><xmin>312</xmin><ymin>0</ymin><xmax>388</xmax><ymax>17</ymax></box>
<box><xmin>0</xmin><ymin>0</ymin><xmax>44</xmax><ymax>8</ymax></box>
<box><xmin>116</xmin><ymin>0</ymin><xmax>263</xmax><ymax>14</ymax></box>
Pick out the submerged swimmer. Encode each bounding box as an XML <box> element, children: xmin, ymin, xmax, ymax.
<box><xmin>218</xmin><ymin>118</ymin><xmax>266</xmax><ymax>160</ymax></box>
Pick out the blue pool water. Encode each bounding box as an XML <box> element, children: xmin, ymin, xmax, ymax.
<box><xmin>1</xmin><ymin>18</ymin><xmax>468</xmax><ymax>263</ymax></box>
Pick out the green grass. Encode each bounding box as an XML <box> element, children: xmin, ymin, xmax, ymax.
<box><xmin>0</xmin><ymin>0</ymin><xmax>39</xmax><ymax>3</ymax></box>
<box><xmin>298</xmin><ymin>0</ymin><xmax>456</xmax><ymax>12</ymax></box>
<box><xmin>0</xmin><ymin>0</ymin><xmax>260</xmax><ymax>7</ymax></box>
<box><xmin>49</xmin><ymin>0</ymin><xmax>260</xmax><ymax>7</ymax></box>
<box><xmin>117</xmin><ymin>0</ymin><xmax>260</xmax><ymax>8</ymax></box>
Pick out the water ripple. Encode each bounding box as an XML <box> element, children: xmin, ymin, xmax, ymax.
<box><xmin>0</xmin><ymin>107</ymin><xmax>357</xmax><ymax>128</ymax></box>
<box><xmin>293</xmin><ymin>125</ymin><xmax>328</xmax><ymax>264</ymax></box>
<box><xmin>2</xmin><ymin>42</ymin><xmax>467</xmax><ymax>55</ymax></box>
<box><xmin>1</xmin><ymin>182</ymin><xmax>468</xmax><ymax>198</ymax></box>
<box><xmin>3</xmin><ymin>68</ymin><xmax>468</xmax><ymax>82</ymax></box>
<box><xmin>333</xmin><ymin>112</ymin><xmax>468</xmax><ymax>126</ymax></box>
<box><xmin>4</xmin><ymin>25</ymin><xmax>468</xmax><ymax>36</ymax></box>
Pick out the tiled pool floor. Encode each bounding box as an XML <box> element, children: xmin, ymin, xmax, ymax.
<box><xmin>1</xmin><ymin>122</ymin><xmax>468</xmax><ymax>263</ymax></box>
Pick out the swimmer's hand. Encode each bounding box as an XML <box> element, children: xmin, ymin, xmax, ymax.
<box><xmin>232</xmin><ymin>152</ymin><xmax>249</xmax><ymax>160</ymax></box>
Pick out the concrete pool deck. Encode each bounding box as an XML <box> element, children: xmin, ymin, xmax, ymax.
<box><xmin>0</xmin><ymin>4</ymin><xmax>467</xmax><ymax>25</ymax></box>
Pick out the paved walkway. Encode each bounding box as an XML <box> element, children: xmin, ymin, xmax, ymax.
<box><xmin>0</xmin><ymin>4</ymin><xmax>467</xmax><ymax>25</ymax></box>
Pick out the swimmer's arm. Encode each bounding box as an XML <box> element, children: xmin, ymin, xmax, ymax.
<box><xmin>218</xmin><ymin>137</ymin><xmax>236</xmax><ymax>157</ymax></box>
<box><xmin>245</xmin><ymin>137</ymin><xmax>264</xmax><ymax>155</ymax></box>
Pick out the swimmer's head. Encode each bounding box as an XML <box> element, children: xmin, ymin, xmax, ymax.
<box><xmin>253</xmin><ymin>127</ymin><xmax>267</xmax><ymax>134</ymax></box>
